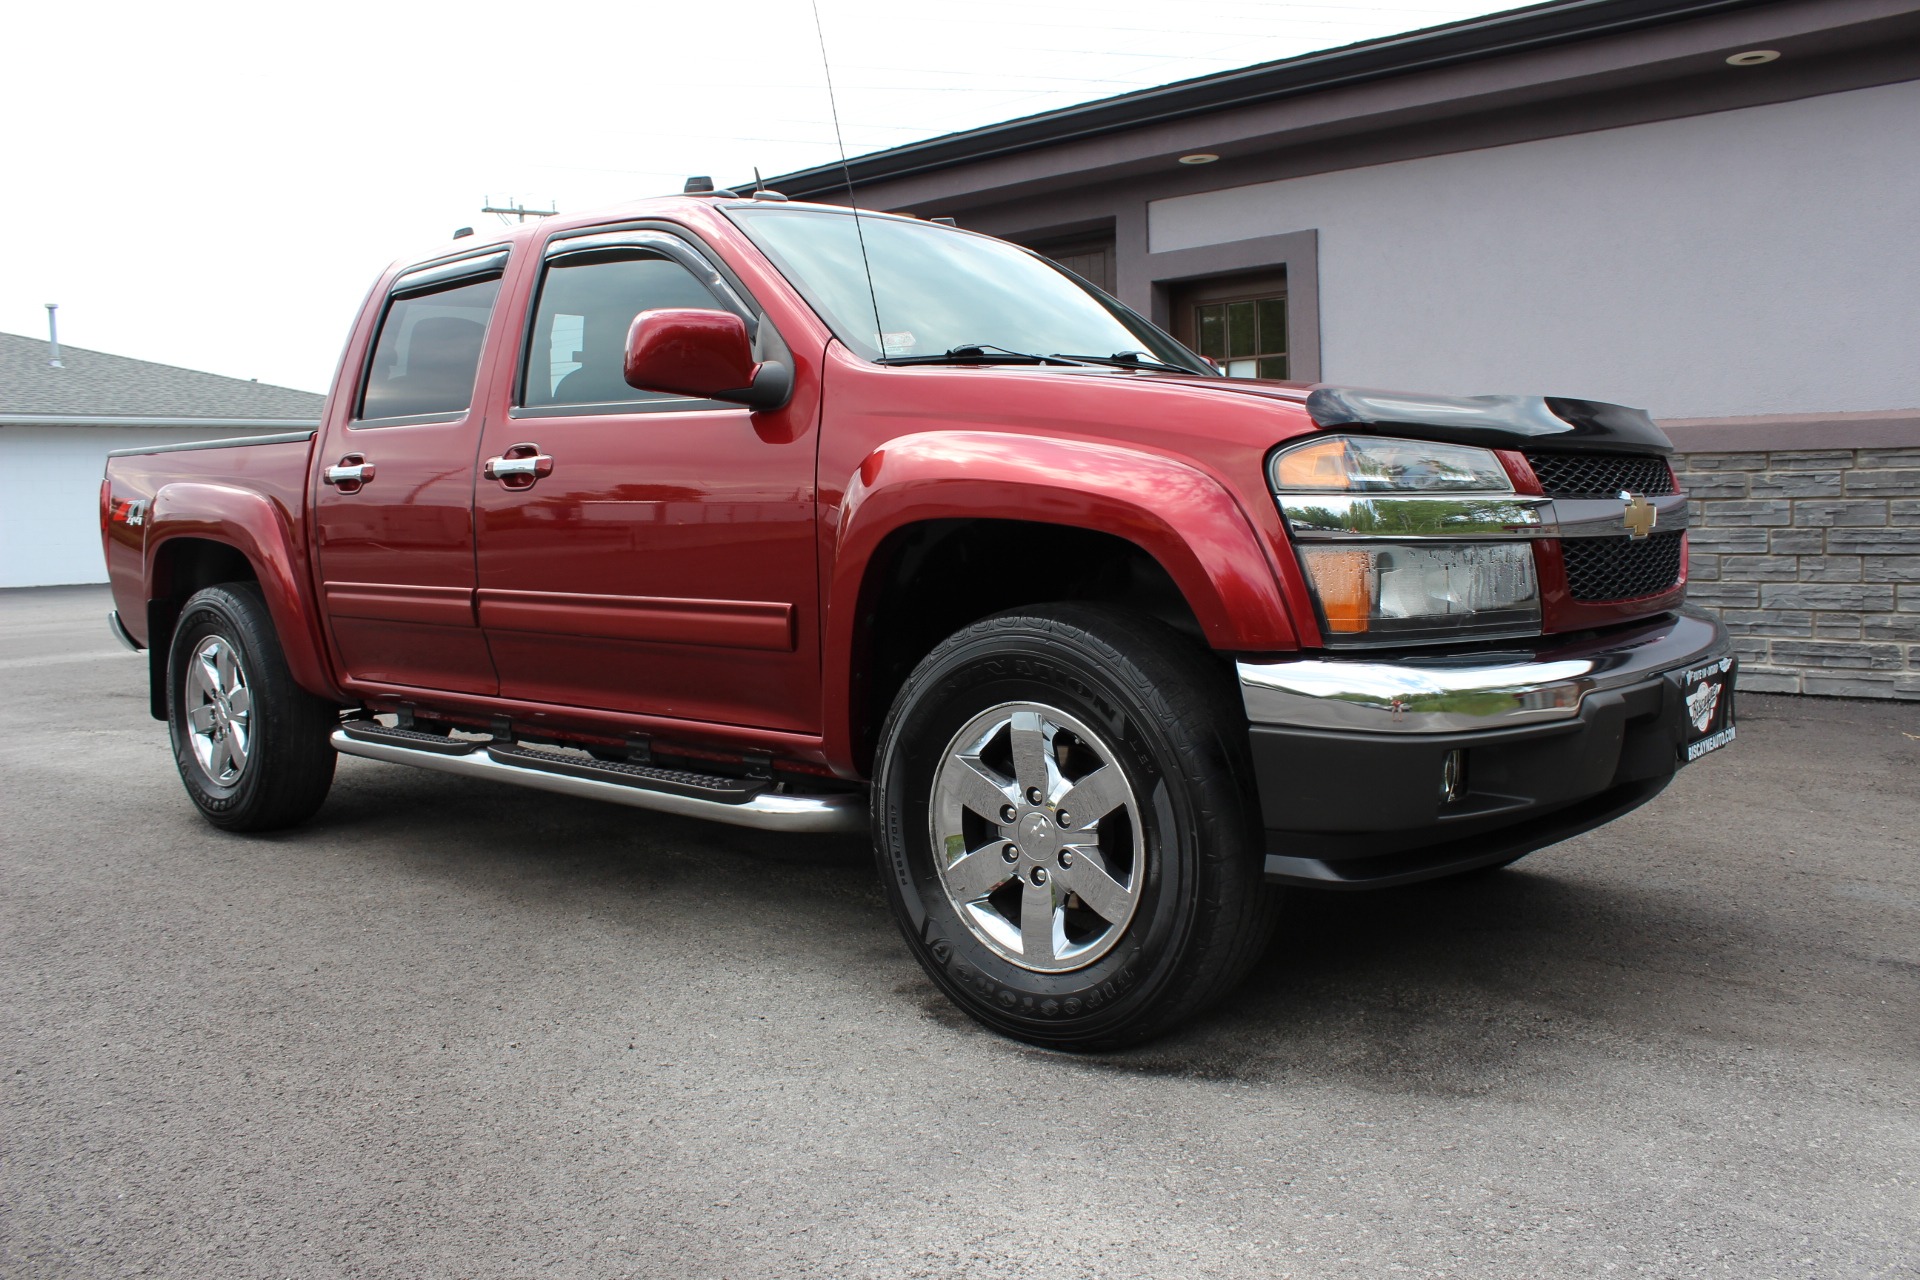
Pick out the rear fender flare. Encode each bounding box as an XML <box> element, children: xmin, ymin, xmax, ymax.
<box><xmin>145</xmin><ymin>482</ymin><xmax>341</xmax><ymax>704</ymax></box>
<box><xmin>823</xmin><ymin>431</ymin><xmax>1297</xmax><ymax>771</ymax></box>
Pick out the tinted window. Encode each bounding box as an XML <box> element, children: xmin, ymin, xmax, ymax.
<box><xmin>360</xmin><ymin>275</ymin><xmax>501</xmax><ymax>420</ymax></box>
<box><xmin>525</xmin><ymin>250</ymin><xmax>724</xmax><ymax>407</ymax></box>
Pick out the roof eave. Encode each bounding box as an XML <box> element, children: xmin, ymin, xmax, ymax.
<box><xmin>767</xmin><ymin>0</ymin><xmax>1778</xmax><ymax>197</ymax></box>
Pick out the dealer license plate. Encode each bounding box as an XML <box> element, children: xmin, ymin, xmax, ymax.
<box><xmin>1677</xmin><ymin>656</ymin><xmax>1737</xmax><ymax>762</ymax></box>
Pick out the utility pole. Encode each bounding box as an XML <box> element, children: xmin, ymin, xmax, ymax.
<box><xmin>482</xmin><ymin>197</ymin><xmax>558</xmax><ymax>223</ymax></box>
<box><xmin>45</xmin><ymin>303</ymin><xmax>62</xmax><ymax>368</ymax></box>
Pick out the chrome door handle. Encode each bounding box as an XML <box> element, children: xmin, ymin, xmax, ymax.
<box><xmin>484</xmin><ymin>456</ymin><xmax>551</xmax><ymax>478</ymax></box>
<box><xmin>484</xmin><ymin>445</ymin><xmax>554</xmax><ymax>488</ymax></box>
<box><xmin>322</xmin><ymin>456</ymin><xmax>375</xmax><ymax>490</ymax></box>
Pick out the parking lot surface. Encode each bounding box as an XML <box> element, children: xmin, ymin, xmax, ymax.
<box><xmin>3</xmin><ymin>584</ymin><xmax>1916</xmax><ymax>1278</ymax></box>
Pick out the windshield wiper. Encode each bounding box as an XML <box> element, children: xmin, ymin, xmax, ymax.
<box><xmin>1050</xmin><ymin>350</ymin><xmax>1196</xmax><ymax>374</ymax></box>
<box><xmin>876</xmin><ymin>343</ymin><xmax>1095</xmax><ymax>367</ymax></box>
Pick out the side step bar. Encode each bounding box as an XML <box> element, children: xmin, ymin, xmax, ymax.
<box><xmin>487</xmin><ymin>743</ymin><xmax>765</xmax><ymax>804</ymax></box>
<box><xmin>331</xmin><ymin>724</ymin><xmax>867</xmax><ymax>834</ymax></box>
<box><xmin>339</xmin><ymin>720</ymin><xmax>488</xmax><ymax>755</ymax></box>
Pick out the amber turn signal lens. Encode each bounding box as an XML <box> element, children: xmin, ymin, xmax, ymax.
<box><xmin>1303</xmin><ymin>547</ymin><xmax>1374</xmax><ymax>633</ymax></box>
<box><xmin>1271</xmin><ymin>438</ymin><xmax>1354</xmax><ymax>491</ymax></box>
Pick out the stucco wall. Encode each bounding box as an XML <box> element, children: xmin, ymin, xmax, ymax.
<box><xmin>1148</xmin><ymin>79</ymin><xmax>1920</xmax><ymax>420</ymax></box>
<box><xmin>0</xmin><ymin>426</ymin><xmax>256</xmax><ymax>588</ymax></box>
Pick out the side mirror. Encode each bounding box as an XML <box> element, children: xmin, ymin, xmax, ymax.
<box><xmin>623</xmin><ymin>308</ymin><xmax>792</xmax><ymax>411</ymax></box>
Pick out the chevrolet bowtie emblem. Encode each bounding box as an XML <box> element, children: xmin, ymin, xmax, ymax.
<box><xmin>1620</xmin><ymin>492</ymin><xmax>1656</xmax><ymax>540</ymax></box>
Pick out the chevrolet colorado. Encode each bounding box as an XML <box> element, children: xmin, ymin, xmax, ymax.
<box><xmin>101</xmin><ymin>193</ymin><xmax>1734</xmax><ymax>1048</ymax></box>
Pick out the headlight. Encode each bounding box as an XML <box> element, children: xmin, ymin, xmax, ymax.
<box><xmin>1270</xmin><ymin>435</ymin><xmax>1544</xmax><ymax>646</ymax></box>
<box><xmin>1296</xmin><ymin>543</ymin><xmax>1539</xmax><ymax>640</ymax></box>
<box><xmin>1270</xmin><ymin>435</ymin><xmax>1512</xmax><ymax>493</ymax></box>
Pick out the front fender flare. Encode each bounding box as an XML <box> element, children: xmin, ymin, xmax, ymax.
<box><xmin>146</xmin><ymin>482</ymin><xmax>340</xmax><ymax>704</ymax></box>
<box><xmin>823</xmin><ymin>431</ymin><xmax>1298</xmax><ymax>770</ymax></box>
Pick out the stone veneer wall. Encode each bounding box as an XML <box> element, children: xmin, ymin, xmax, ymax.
<box><xmin>1675</xmin><ymin>447</ymin><xmax>1920</xmax><ymax>700</ymax></box>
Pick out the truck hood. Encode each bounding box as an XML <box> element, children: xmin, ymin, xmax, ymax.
<box><xmin>1304</xmin><ymin>385</ymin><xmax>1673</xmax><ymax>455</ymax></box>
<box><xmin>923</xmin><ymin>364</ymin><xmax>1671</xmax><ymax>457</ymax></box>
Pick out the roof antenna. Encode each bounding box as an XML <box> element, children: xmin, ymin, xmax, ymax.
<box><xmin>748</xmin><ymin>166</ymin><xmax>790</xmax><ymax>202</ymax></box>
<box><xmin>45</xmin><ymin>303</ymin><xmax>63</xmax><ymax>368</ymax></box>
<box><xmin>809</xmin><ymin>0</ymin><xmax>885</xmax><ymax>355</ymax></box>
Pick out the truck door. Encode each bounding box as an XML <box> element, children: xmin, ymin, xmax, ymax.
<box><xmin>312</xmin><ymin>249</ymin><xmax>512</xmax><ymax>695</ymax></box>
<box><xmin>471</xmin><ymin>229</ymin><xmax>820</xmax><ymax>733</ymax></box>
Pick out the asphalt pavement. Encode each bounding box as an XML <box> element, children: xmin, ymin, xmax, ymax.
<box><xmin>3</xmin><ymin>584</ymin><xmax>1916</xmax><ymax>1279</ymax></box>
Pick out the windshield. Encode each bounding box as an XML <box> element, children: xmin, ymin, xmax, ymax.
<box><xmin>729</xmin><ymin>206</ymin><xmax>1211</xmax><ymax>373</ymax></box>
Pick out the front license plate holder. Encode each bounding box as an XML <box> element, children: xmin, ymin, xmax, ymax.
<box><xmin>1675</xmin><ymin>655</ymin><xmax>1737</xmax><ymax>762</ymax></box>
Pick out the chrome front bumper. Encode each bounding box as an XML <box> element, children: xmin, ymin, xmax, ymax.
<box><xmin>1234</xmin><ymin>610</ymin><xmax>1734</xmax><ymax>888</ymax></box>
<box><xmin>1237</xmin><ymin>610</ymin><xmax>1730</xmax><ymax>735</ymax></box>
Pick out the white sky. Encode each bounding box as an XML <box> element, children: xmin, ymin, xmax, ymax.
<box><xmin>4</xmin><ymin>0</ymin><xmax>1514</xmax><ymax>394</ymax></box>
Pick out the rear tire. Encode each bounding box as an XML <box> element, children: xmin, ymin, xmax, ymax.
<box><xmin>167</xmin><ymin>583</ymin><xmax>337</xmax><ymax>832</ymax></box>
<box><xmin>873</xmin><ymin>604</ymin><xmax>1276</xmax><ymax>1051</ymax></box>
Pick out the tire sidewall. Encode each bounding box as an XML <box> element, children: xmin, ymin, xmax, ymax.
<box><xmin>876</xmin><ymin>619</ymin><xmax>1208</xmax><ymax>1043</ymax></box>
<box><xmin>168</xmin><ymin>588</ymin><xmax>270</xmax><ymax>820</ymax></box>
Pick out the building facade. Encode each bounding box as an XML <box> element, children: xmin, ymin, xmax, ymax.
<box><xmin>771</xmin><ymin>0</ymin><xmax>1920</xmax><ymax>698</ymax></box>
<box><xmin>0</xmin><ymin>333</ymin><xmax>323</xmax><ymax>588</ymax></box>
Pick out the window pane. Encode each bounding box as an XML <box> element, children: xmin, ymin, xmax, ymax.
<box><xmin>1196</xmin><ymin>304</ymin><xmax>1224</xmax><ymax>359</ymax></box>
<box><xmin>1258</xmin><ymin>297</ymin><xmax>1287</xmax><ymax>356</ymax></box>
<box><xmin>360</xmin><ymin>276</ymin><xmax>501</xmax><ymax>420</ymax></box>
<box><xmin>1258</xmin><ymin>355</ymin><xmax>1290</xmax><ymax>380</ymax></box>
<box><xmin>733</xmin><ymin>206</ymin><xmax>1205</xmax><ymax>373</ymax></box>
<box><xmin>1227</xmin><ymin>300</ymin><xmax>1257</xmax><ymax>359</ymax></box>
<box><xmin>1050</xmin><ymin>247</ymin><xmax>1115</xmax><ymax>294</ymax></box>
<box><xmin>528</xmin><ymin>251</ymin><xmax>723</xmax><ymax>407</ymax></box>
<box><xmin>547</xmin><ymin>314</ymin><xmax>584</xmax><ymax>396</ymax></box>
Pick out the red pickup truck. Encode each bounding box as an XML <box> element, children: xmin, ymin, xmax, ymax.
<box><xmin>101</xmin><ymin>191</ymin><xmax>1734</xmax><ymax>1048</ymax></box>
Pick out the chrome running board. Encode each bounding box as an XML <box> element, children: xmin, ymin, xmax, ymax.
<box><xmin>330</xmin><ymin>729</ymin><xmax>867</xmax><ymax>834</ymax></box>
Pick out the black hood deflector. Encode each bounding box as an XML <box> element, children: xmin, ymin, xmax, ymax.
<box><xmin>1305</xmin><ymin>386</ymin><xmax>1673</xmax><ymax>455</ymax></box>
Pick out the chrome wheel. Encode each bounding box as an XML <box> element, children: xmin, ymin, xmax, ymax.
<box><xmin>184</xmin><ymin>635</ymin><xmax>252</xmax><ymax>785</ymax></box>
<box><xmin>930</xmin><ymin>702</ymin><xmax>1145</xmax><ymax>973</ymax></box>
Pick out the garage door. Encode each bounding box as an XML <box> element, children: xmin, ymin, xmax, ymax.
<box><xmin>0</xmin><ymin>425</ymin><xmax>256</xmax><ymax>588</ymax></box>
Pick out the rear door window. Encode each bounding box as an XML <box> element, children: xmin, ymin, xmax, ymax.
<box><xmin>360</xmin><ymin>274</ymin><xmax>503</xmax><ymax>422</ymax></box>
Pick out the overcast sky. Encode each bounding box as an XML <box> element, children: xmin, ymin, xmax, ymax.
<box><xmin>5</xmin><ymin>0</ymin><xmax>1514</xmax><ymax>394</ymax></box>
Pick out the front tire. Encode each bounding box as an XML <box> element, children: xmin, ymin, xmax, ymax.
<box><xmin>873</xmin><ymin>604</ymin><xmax>1276</xmax><ymax>1050</ymax></box>
<box><xmin>167</xmin><ymin>583</ymin><xmax>338</xmax><ymax>832</ymax></box>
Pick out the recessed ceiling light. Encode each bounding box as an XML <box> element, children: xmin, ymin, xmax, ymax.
<box><xmin>1726</xmin><ymin>49</ymin><xmax>1780</xmax><ymax>66</ymax></box>
<box><xmin>1178</xmin><ymin>153</ymin><xmax>1220</xmax><ymax>165</ymax></box>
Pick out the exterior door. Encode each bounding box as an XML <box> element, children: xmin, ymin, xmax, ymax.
<box><xmin>1030</xmin><ymin>234</ymin><xmax>1116</xmax><ymax>294</ymax></box>
<box><xmin>471</xmin><ymin>231</ymin><xmax>819</xmax><ymax>733</ymax></box>
<box><xmin>312</xmin><ymin>252</ymin><xmax>510</xmax><ymax>694</ymax></box>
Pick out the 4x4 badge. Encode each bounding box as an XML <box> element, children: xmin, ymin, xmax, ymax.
<box><xmin>1620</xmin><ymin>491</ymin><xmax>1656</xmax><ymax>540</ymax></box>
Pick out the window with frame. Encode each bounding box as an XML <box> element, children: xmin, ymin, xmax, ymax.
<box><xmin>1170</xmin><ymin>271</ymin><xmax>1289</xmax><ymax>381</ymax></box>
<box><xmin>359</xmin><ymin>274</ymin><xmax>502</xmax><ymax>421</ymax></box>
<box><xmin>523</xmin><ymin>249</ymin><xmax>730</xmax><ymax>408</ymax></box>
<box><xmin>1194</xmin><ymin>294</ymin><xmax>1287</xmax><ymax>380</ymax></box>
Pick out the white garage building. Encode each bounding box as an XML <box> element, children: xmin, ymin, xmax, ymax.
<box><xmin>0</xmin><ymin>331</ymin><xmax>323</xmax><ymax>588</ymax></box>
